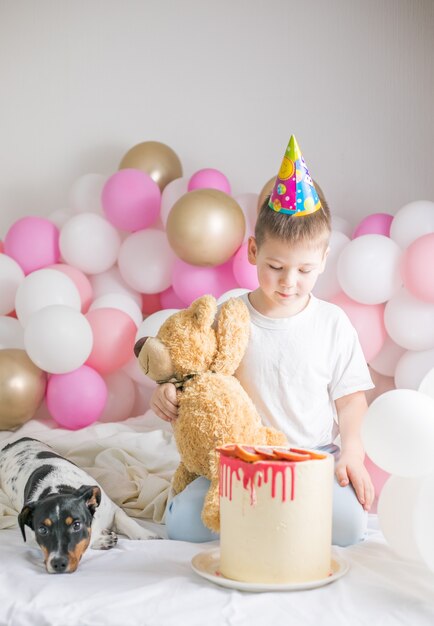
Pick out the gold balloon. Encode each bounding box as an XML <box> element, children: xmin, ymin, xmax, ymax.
<box><xmin>257</xmin><ymin>176</ymin><xmax>328</xmax><ymax>213</ymax></box>
<box><xmin>166</xmin><ymin>189</ymin><xmax>245</xmax><ymax>266</ymax></box>
<box><xmin>0</xmin><ymin>349</ymin><xmax>47</xmax><ymax>430</ymax></box>
<box><xmin>119</xmin><ymin>141</ymin><xmax>183</xmax><ymax>191</ymax></box>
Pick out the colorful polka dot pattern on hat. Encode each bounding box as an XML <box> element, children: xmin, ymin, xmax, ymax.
<box><xmin>268</xmin><ymin>135</ymin><xmax>322</xmax><ymax>217</ymax></box>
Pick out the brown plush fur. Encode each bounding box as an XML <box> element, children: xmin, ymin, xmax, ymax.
<box><xmin>135</xmin><ymin>295</ymin><xmax>287</xmax><ymax>532</ymax></box>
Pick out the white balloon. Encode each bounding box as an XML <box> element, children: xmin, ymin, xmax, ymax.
<box><xmin>89</xmin><ymin>265</ymin><xmax>142</xmax><ymax>308</ymax></box>
<box><xmin>362</xmin><ymin>389</ymin><xmax>434</xmax><ymax>477</ymax></box>
<box><xmin>414</xmin><ymin>472</ymin><xmax>434</xmax><ymax>572</ymax></box>
<box><xmin>69</xmin><ymin>173</ymin><xmax>107</xmax><ymax>214</ymax></box>
<box><xmin>60</xmin><ymin>213</ymin><xmax>121</xmax><ymax>274</ymax></box>
<box><xmin>118</xmin><ymin>230</ymin><xmax>176</xmax><ymax>293</ymax></box>
<box><xmin>47</xmin><ymin>208</ymin><xmax>73</xmax><ymax>228</ymax></box>
<box><xmin>0</xmin><ymin>316</ymin><xmax>25</xmax><ymax>349</ymax></box>
<box><xmin>394</xmin><ymin>348</ymin><xmax>434</xmax><ymax>390</ymax></box>
<box><xmin>217</xmin><ymin>288</ymin><xmax>249</xmax><ymax>304</ymax></box>
<box><xmin>135</xmin><ymin>308</ymin><xmax>179</xmax><ymax>340</ymax></box>
<box><xmin>160</xmin><ymin>177</ymin><xmax>189</xmax><ymax>226</ymax></box>
<box><xmin>24</xmin><ymin>305</ymin><xmax>93</xmax><ymax>374</ymax></box>
<box><xmin>418</xmin><ymin>367</ymin><xmax>434</xmax><ymax>401</ymax></box>
<box><xmin>234</xmin><ymin>193</ymin><xmax>259</xmax><ymax>242</ymax></box>
<box><xmin>390</xmin><ymin>200</ymin><xmax>434</xmax><ymax>249</ymax></box>
<box><xmin>15</xmin><ymin>269</ymin><xmax>81</xmax><ymax>326</ymax></box>
<box><xmin>331</xmin><ymin>215</ymin><xmax>353</xmax><ymax>237</ymax></box>
<box><xmin>369</xmin><ymin>335</ymin><xmax>406</xmax><ymax>377</ymax></box>
<box><xmin>384</xmin><ymin>288</ymin><xmax>434</xmax><ymax>350</ymax></box>
<box><xmin>313</xmin><ymin>230</ymin><xmax>349</xmax><ymax>300</ymax></box>
<box><xmin>98</xmin><ymin>370</ymin><xmax>136</xmax><ymax>422</ymax></box>
<box><xmin>89</xmin><ymin>293</ymin><xmax>143</xmax><ymax>328</ymax></box>
<box><xmin>0</xmin><ymin>254</ymin><xmax>25</xmax><ymax>315</ymax></box>
<box><xmin>337</xmin><ymin>234</ymin><xmax>402</xmax><ymax>304</ymax></box>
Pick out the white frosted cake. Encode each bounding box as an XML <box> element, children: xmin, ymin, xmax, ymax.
<box><xmin>218</xmin><ymin>444</ymin><xmax>334</xmax><ymax>584</ymax></box>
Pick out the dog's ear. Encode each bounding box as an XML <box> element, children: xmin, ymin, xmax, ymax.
<box><xmin>18</xmin><ymin>504</ymin><xmax>35</xmax><ymax>542</ymax></box>
<box><xmin>75</xmin><ymin>485</ymin><xmax>102</xmax><ymax>516</ymax></box>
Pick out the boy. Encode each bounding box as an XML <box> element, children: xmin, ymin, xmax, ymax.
<box><xmin>152</xmin><ymin>136</ymin><xmax>375</xmax><ymax>545</ymax></box>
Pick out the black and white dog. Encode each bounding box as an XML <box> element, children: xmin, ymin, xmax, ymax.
<box><xmin>0</xmin><ymin>437</ymin><xmax>159</xmax><ymax>573</ymax></box>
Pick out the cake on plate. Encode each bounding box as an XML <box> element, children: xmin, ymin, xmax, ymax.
<box><xmin>218</xmin><ymin>444</ymin><xmax>334</xmax><ymax>584</ymax></box>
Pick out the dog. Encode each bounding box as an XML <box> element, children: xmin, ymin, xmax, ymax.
<box><xmin>0</xmin><ymin>437</ymin><xmax>159</xmax><ymax>573</ymax></box>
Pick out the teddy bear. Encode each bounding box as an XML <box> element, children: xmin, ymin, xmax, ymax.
<box><xmin>134</xmin><ymin>295</ymin><xmax>287</xmax><ymax>532</ymax></box>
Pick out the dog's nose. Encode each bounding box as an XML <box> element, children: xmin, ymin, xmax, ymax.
<box><xmin>50</xmin><ymin>556</ymin><xmax>68</xmax><ymax>573</ymax></box>
<box><xmin>134</xmin><ymin>336</ymin><xmax>148</xmax><ymax>358</ymax></box>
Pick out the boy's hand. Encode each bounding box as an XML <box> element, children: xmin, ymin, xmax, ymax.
<box><xmin>335</xmin><ymin>453</ymin><xmax>374</xmax><ymax>512</ymax></box>
<box><xmin>150</xmin><ymin>383</ymin><xmax>179</xmax><ymax>422</ymax></box>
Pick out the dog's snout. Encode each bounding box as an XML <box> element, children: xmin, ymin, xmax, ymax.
<box><xmin>50</xmin><ymin>556</ymin><xmax>68</xmax><ymax>574</ymax></box>
<box><xmin>134</xmin><ymin>336</ymin><xmax>148</xmax><ymax>358</ymax></box>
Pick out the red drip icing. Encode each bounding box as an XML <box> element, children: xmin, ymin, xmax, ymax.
<box><xmin>220</xmin><ymin>455</ymin><xmax>297</xmax><ymax>503</ymax></box>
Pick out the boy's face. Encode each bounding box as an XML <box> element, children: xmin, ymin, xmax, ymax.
<box><xmin>248</xmin><ymin>234</ymin><xmax>329</xmax><ymax>316</ymax></box>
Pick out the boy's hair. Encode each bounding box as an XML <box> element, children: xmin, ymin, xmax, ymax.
<box><xmin>255</xmin><ymin>195</ymin><xmax>331</xmax><ymax>249</ymax></box>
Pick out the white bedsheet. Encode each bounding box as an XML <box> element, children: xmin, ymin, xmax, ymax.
<box><xmin>1</xmin><ymin>415</ymin><xmax>434</xmax><ymax>626</ymax></box>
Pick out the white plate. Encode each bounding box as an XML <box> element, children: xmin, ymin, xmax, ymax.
<box><xmin>191</xmin><ymin>548</ymin><xmax>349</xmax><ymax>592</ymax></box>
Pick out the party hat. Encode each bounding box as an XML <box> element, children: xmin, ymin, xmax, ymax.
<box><xmin>268</xmin><ymin>135</ymin><xmax>322</xmax><ymax>217</ymax></box>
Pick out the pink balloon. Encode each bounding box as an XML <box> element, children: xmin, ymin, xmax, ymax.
<box><xmin>232</xmin><ymin>243</ymin><xmax>259</xmax><ymax>290</ymax></box>
<box><xmin>141</xmin><ymin>292</ymin><xmax>162</xmax><ymax>315</ymax></box>
<box><xmin>159</xmin><ymin>286</ymin><xmax>185</xmax><ymax>309</ymax></box>
<box><xmin>172</xmin><ymin>259</ymin><xmax>238</xmax><ymax>305</ymax></box>
<box><xmin>4</xmin><ymin>217</ymin><xmax>60</xmax><ymax>274</ymax></box>
<box><xmin>330</xmin><ymin>292</ymin><xmax>386</xmax><ymax>362</ymax></box>
<box><xmin>49</xmin><ymin>263</ymin><xmax>93</xmax><ymax>313</ymax></box>
<box><xmin>364</xmin><ymin>454</ymin><xmax>390</xmax><ymax>513</ymax></box>
<box><xmin>46</xmin><ymin>365</ymin><xmax>107</xmax><ymax>430</ymax></box>
<box><xmin>102</xmin><ymin>168</ymin><xmax>161</xmax><ymax>232</ymax></box>
<box><xmin>85</xmin><ymin>308</ymin><xmax>137</xmax><ymax>374</ymax></box>
<box><xmin>188</xmin><ymin>168</ymin><xmax>231</xmax><ymax>194</ymax></box>
<box><xmin>401</xmin><ymin>233</ymin><xmax>434</xmax><ymax>303</ymax></box>
<box><xmin>352</xmin><ymin>213</ymin><xmax>394</xmax><ymax>238</ymax></box>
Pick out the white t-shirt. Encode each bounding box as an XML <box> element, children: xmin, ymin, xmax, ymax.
<box><xmin>235</xmin><ymin>293</ymin><xmax>374</xmax><ymax>448</ymax></box>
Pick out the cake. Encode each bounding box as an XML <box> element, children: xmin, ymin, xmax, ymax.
<box><xmin>218</xmin><ymin>444</ymin><xmax>334</xmax><ymax>584</ymax></box>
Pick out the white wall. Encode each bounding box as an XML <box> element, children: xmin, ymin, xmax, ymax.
<box><xmin>1</xmin><ymin>0</ymin><xmax>433</xmax><ymax>235</ymax></box>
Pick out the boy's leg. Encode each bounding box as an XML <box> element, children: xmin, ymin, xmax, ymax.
<box><xmin>165</xmin><ymin>476</ymin><xmax>219</xmax><ymax>542</ymax></box>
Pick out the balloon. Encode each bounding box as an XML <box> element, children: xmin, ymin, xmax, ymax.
<box><xmin>89</xmin><ymin>266</ymin><xmax>142</xmax><ymax>309</ymax></box>
<box><xmin>188</xmin><ymin>168</ymin><xmax>231</xmax><ymax>194</ymax></box>
<box><xmin>131</xmin><ymin>381</ymin><xmax>158</xmax><ymax>418</ymax></box>
<box><xmin>4</xmin><ymin>217</ymin><xmax>60</xmax><ymax>275</ymax></box>
<box><xmin>59</xmin><ymin>213</ymin><xmax>121</xmax><ymax>274</ymax></box>
<box><xmin>232</xmin><ymin>243</ymin><xmax>259</xmax><ymax>290</ymax></box>
<box><xmin>390</xmin><ymin>200</ymin><xmax>434</xmax><ymax>249</ymax></box>
<box><xmin>313</xmin><ymin>230</ymin><xmax>349</xmax><ymax>300</ymax></box>
<box><xmin>419</xmin><ymin>367</ymin><xmax>434</xmax><ymax>400</ymax></box>
<box><xmin>362</xmin><ymin>388</ymin><xmax>434</xmax><ymax>477</ymax></box>
<box><xmin>217</xmin><ymin>288</ymin><xmax>250</xmax><ymax>305</ymax></box>
<box><xmin>160</xmin><ymin>177</ymin><xmax>189</xmax><ymax>226</ymax></box>
<box><xmin>15</xmin><ymin>268</ymin><xmax>81</xmax><ymax>326</ymax></box>
<box><xmin>119</xmin><ymin>141</ymin><xmax>182</xmax><ymax>191</ymax></box>
<box><xmin>384</xmin><ymin>288</ymin><xmax>434</xmax><ymax>351</ymax></box>
<box><xmin>394</xmin><ymin>348</ymin><xmax>434</xmax><ymax>390</ymax></box>
<box><xmin>364</xmin><ymin>454</ymin><xmax>390</xmax><ymax>513</ymax></box>
<box><xmin>102</xmin><ymin>168</ymin><xmax>161</xmax><ymax>232</ymax></box>
<box><xmin>49</xmin><ymin>263</ymin><xmax>93</xmax><ymax>313</ymax></box>
<box><xmin>141</xmin><ymin>293</ymin><xmax>162</xmax><ymax>315</ymax></box>
<box><xmin>401</xmin><ymin>233</ymin><xmax>434</xmax><ymax>302</ymax></box>
<box><xmin>365</xmin><ymin>365</ymin><xmax>396</xmax><ymax>406</ymax></box>
<box><xmin>172</xmin><ymin>258</ymin><xmax>238</xmax><ymax>305</ymax></box>
<box><xmin>159</xmin><ymin>287</ymin><xmax>185</xmax><ymax>309</ymax></box>
<box><xmin>46</xmin><ymin>365</ymin><xmax>107</xmax><ymax>430</ymax></box>
<box><xmin>330</xmin><ymin>292</ymin><xmax>386</xmax><ymax>362</ymax></box>
<box><xmin>0</xmin><ymin>349</ymin><xmax>47</xmax><ymax>430</ymax></box>
<box><xmin>369</xmin><ymin>335</ymin><xmax>406</xmax><ymax>377</ymax></box>
<box><xmin>257</xmin><ymin>176</ymin><xmax>275</xmax><ymax>211</ymax></box>
<box><xmin>98</xmin><ymin>370</ymin><xmax>136</xmax><ymax>423</ymax></box>
<box><xmin>118</xmin><ymin>230</ymin><xmax>176</xmax><ymax>293</ymax></box>
<box><xmin>167</xmin><ymin>189</ymin><xmax>245</xmax><ymax>266</ymax></box>
<box><xmin>47</xmin><ymin>208</ymin><xmax>73</xmax><ymax>228</ymax></box>
<box><xmin>25</xmin><ymin>305</ymin><xmax>93</xmax><ymax>374</ymax></box>
<box><xmin>331</xmin><ymin>215</ymin><xmax>353</xmax><ymax>238</ymax></box>
<box><xmin>0</xmin><ymin>253</ymin><xmax>24</xmax><ymax>315</ymax></box>
<box><xmin>235</xmin><ymin>193</ymin><xmax>258</xmax><ymax>241</ymax></box>
<box><xmin>352</xmin><ymin>213</ymin><xmax>394</xmax><ymax>238</ymax></box>
<box><xmin>85</xmin><ymin>308</ymin><xmax>137</xmax><ymax>375</ymax></box>
<box><xmin>135</xmin><ymin>308</ymin><xmax>180</xmax><ymax>340</ymax></box>
<box><xmin>337</xmin><ymin>235</ymin><xmax>402</xmax><ymax>304</ymax></box>
<box><xmin>68</xmin><ymin>173</ymin><xmax>107</xmax><ymax>214</ymax></box>
<box><xmin>0</xmin><ymin>316</ymin><xmax>25</xmax><ymax>349</ymax></box>
<box><xmin>89</xmin><ymin>293</ymin><xmax>143</xmax><ymax>328</ymax></box>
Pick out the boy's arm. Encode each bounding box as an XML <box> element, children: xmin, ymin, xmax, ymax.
<box><xmin>335</xmin><ymin>390</ymin><xmax>374</xmax><ymax>511</ymax></box>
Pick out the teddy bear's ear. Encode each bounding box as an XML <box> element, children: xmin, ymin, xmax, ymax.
<box><xmin>188</xmin><ymin>295</ymin><xmax>217</xmax><ymax>329</ymax></box>
<box><xmin>213</xmin><ymin>298</ymin><xmax>250</xmax><ymax>374</ymax></box>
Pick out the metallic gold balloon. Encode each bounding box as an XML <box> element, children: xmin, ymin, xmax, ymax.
<box><xmin>166</xmin><ymin>189</ymin><xmax>245</xmax><ymax>266</ymax></box>
<box><xmin>119</xmin><ymin>141</ymin><xmax>183</xmax><ymax>191</ymax></box>
<box><xmin>0</xmin><ymin>349</ymin><xmax>47</xmax><ymax>430</ymax></box>
<box><xmin>257</xmin><ymin>176</ymin><xmax>328</xmax><ymax>213</ymax></box>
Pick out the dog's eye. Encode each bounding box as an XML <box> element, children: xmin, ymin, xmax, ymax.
<box><xmin>37</xmin><ymin>525</ymin><xmax>48</xmax><ymax>535</ymax></box>
<box><xmin>72</xmin><ymin>521</ymin><xmax>82</xmax><ymax>531</ymax></box>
